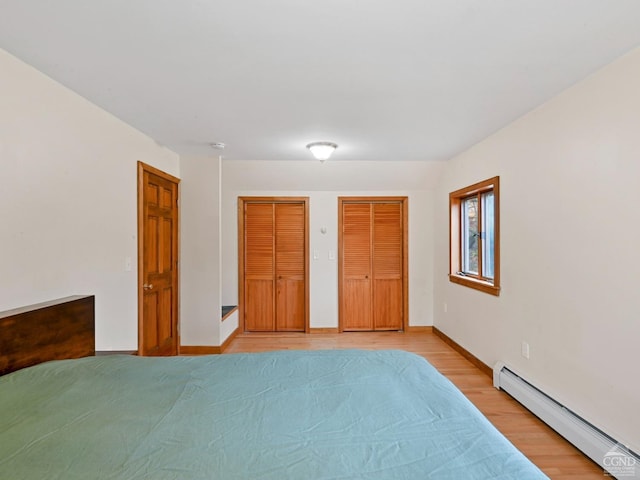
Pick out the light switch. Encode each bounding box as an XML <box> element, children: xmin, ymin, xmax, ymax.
<box><xmin>124</xmin><ymin>257</ymin><xmax>132</xmax><ymax>271</ymax></box>
<box><xmin>313</xmin><ymin>249</ymin><xmax>319</xmax><ymax>260</ymax></box>
<box><xmin>328</xmin><ymin>250</ymin><xmax>335</xmax><ymax>260</ymax></box>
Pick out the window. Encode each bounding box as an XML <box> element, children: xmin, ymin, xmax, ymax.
<box><xmin>449</xmin><ymin>176</ymin><xmax>500</xmax><ymax>295</ymax></box>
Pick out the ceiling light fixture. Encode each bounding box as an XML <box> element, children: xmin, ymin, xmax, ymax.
<box><xmin>306</xmin><ymin>142</ymin><xmax>337</xmax><ymax>162</ymax></box>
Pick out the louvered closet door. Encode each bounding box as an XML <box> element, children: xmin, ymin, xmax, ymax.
<box><xmin>244</xmin><ymin>203</ymin><xmax>275</xmax><ymax>331</ymax></box>
<box><xmin>243</xmin><ymin>200</ymin><xmax>306</xmax><ymax>332</ymax></box>
<box><xmin>372</xmin><ymin>203</ymin><xmax>403</xmax><ymax>330</ymax></box>
<box><xmin>340</xmin><ymin>199</ymin><xmax>405</xmax><ymax>331</ymax></box>
<box><xmin>341</xmin><ymin>203</ymin><xmax>373</xmax><ymax>330</ymax></box>
<box><xmin>275</xmin><ymin>203</ymin><xmax>305</xmax><ymax>331</ymax></box>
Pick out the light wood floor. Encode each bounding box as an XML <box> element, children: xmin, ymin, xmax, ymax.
<box><xmin>225</xmin><ymin>331</ymin><xmax>603</xmax><ymax>480</ymax></box>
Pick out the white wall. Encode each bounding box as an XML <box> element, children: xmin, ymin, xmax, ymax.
<box><xmin>221</xmin><ymin>160</ymin><xmax>444</xmax><ymax>331</ymax></box>
<box><xmin>0</xmin><ymin>49</ymin><xmax>180</xmax><ymax>350</ymax></box>
<box><xmin>180</xmin><ymin>155</ymin><xmax>221</xmax><ymax>346</ymax></box>
<box><xmin>433</xmin><ymin>47</ymin><xmax>640</xmax><ymax>452</ymax></box>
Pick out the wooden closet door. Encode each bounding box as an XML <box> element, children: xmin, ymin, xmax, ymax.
<box><xmin>372</xmin><ymin>203</ymin><xmax>403</xmax><ymax>330</ymax></box>
<box><xmin>275</xmin><ymin>203</ymin><xmax>305</xmax><ymax>331</ymax></box>
<box><xmin>244</xmin><ymin>203</ymin><xmax>275</xmax><ymax>331</ymax></box>
<box><xmin>341</xmin><ymin>203</ymin><xmax>373</xmax><ymax>330</ymax></box>
<box><xmin>242</xmin><ymin>199</ymin><xmax>308</xmax><ymax>332</ymax></box>
<box><xmin>340</xmin><ymin>198</ymin><xmax>406</xmax><ymax>332</ymax></box>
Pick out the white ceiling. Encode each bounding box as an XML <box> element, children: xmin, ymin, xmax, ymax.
<box><xmin>1</xmin><ymin>1</ymin><xmax>640</xmax><ymax>161</ymax></box>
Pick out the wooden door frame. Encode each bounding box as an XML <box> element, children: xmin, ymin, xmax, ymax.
<box><xmin>338</xmin><ymin>196</ymin><xmax>409</xmax><ymax>332</ymax></box>
<box><xmin>238</xmin><ymin>196</ymin><xmax>310</xmax><ymax>334</ymax></box>
<box><xmin>137</xmin><ymin>161</ymin><xmax>180</xmax><ymax>354</ymax></box>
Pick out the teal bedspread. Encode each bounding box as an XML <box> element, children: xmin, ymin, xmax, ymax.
<box><xmin>0</xmin><ymin>350</ymin><xmax>547</xmax><ymax>479</ymax></box>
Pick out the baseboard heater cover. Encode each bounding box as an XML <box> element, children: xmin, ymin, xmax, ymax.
<box><xmin>493</xmin><ymin>362</ymin><xmax>639</xmax><ymax>477</ymax></box>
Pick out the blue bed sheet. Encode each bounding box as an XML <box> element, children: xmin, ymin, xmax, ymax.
<box><xmin>0</xmin><ymin>349</ymin><xmax>547</xmax><ymax>479</ymax></box>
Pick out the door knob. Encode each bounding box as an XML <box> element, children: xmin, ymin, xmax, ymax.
<box><xmin>143</xmin><ymin>283</ymin><xmax>153</xmax><ymax>290</ymax></box>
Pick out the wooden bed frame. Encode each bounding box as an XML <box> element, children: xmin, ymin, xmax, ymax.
<box><xmin>0</xmin><ymin>295</ymin><xmax>95</xmax><ymax>375</ymax></box>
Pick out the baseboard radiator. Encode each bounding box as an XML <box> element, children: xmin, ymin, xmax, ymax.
<box><xmin>493</xmin><ymin>362</ymin><xmax>639</xmax><ymax>476</ymax></box>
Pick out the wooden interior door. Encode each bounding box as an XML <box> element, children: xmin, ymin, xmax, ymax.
<box><xmin>240</xmin><ymin>198</ymin><xmax>308</xmax><ymax>332</ymax></box>
<box><xmin>243</xmin><ymin>203</ymin><xmax>275</xmax><ymax>331</ymax></box>
<box><xmin>372</xmin><ymin>203</ymin><xmax>403</xmax><ymax>330</ymax></box>
<box><xmin>138</xmin><ymin>162</ymin><xmax>179</xmax><ymax>356</ymax></box>
<box><xmin>341</xmin><ymin>203</ymin><xmax>373</xmax><ymax>330</ymax></box>
<box><xmin>339</xmin><ymin>197</ymin><xmax>407</xmax><ymax>332</ymax></box>
<box><xmin>275</xmin><ymin>203</ymin><xmax>306</xmax><ymax>331</ymax></box>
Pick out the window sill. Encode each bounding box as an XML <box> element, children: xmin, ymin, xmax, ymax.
<box><xmin>449</xmin><ymin>274</ymin><xmax>500</xmax><ymax>296</ymax></box>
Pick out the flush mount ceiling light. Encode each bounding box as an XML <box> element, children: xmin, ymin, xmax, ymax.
<box><xmin>306</xmin><ymin>142</ymin><xmax>337</xmax><ymax>162</ymax></box>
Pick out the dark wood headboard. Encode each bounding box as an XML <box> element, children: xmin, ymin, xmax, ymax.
<box><xmin>0</xmin><ymin>295</ymin><xmax>95</xmax><ymax>375</ymax></box>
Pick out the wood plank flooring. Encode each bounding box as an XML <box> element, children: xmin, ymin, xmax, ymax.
<box><xmin>224</xmin><ymin>331</ymin><xmax>603</xmax><ymax>480</ymax></box>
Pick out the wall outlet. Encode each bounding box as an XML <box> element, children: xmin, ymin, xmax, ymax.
<box><xmin>521</xmin><ymin>341</ymin><xmax>530</xmax><ymax>359</ymax></box>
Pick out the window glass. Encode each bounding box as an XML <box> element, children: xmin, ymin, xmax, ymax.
<box><xmin>462</xmin><ymin>196</ymin><xmax>478</xmax><ymax>275</ymax></box>
<box><xmin>481</xmin><ymin>191</ymin><xmax>494</xmax><ymax>280</ymax></box>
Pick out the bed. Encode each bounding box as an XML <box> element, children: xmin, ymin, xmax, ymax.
<box><xmin>0</xmin><ymin>298</ymin><xmax>548</xmax><ymax>479</ymax></box>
